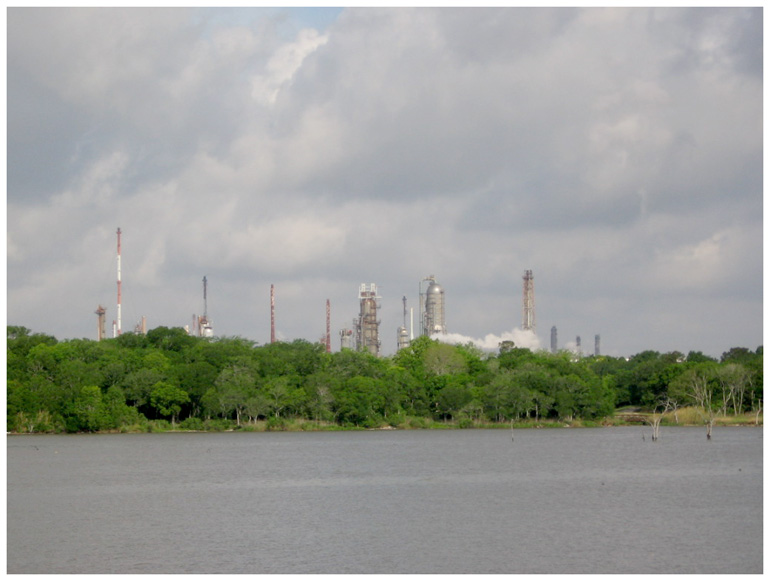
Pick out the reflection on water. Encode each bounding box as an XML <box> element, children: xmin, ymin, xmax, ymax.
<box><xmin>7</xmin><ymin>427</ymin><xmax>763</xmax><ymax>574</ymax></box>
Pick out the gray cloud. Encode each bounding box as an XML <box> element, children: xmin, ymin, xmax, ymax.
<box><xmin>6</xmin><ymin>7</ymin><xmax>762</xmax><ymax>358</ymax></box>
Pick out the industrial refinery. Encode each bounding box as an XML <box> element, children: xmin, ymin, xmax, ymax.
<box><xmin>94</xmin><ymin>228</ymin><xmax>600</xmax><ymax>356</ymax></box>
<box><xmin>420</xmin><ymin>275</ymin><xmax>447</xmax><ymax>337</ymax></box>
<box><xmin>355</xmin><ymin>283</ymin><xmax>381</xmax><ymax>356</ymax></box>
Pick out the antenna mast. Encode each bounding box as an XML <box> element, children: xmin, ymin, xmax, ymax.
<box><xmin>197</xmin><ymin>276</ymin><xmax>214</xmax><ymax>337</ymax></box>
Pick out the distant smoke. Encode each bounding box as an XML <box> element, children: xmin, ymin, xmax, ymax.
<box><xmin>563</xmin><ymin>340</ymin><xmax>580</xmax><ymax>355</ymax></box>
<box><xmin>437</xmin><ymin>328</ymin><xmax>542</xmax><ymax>352</ymax></box>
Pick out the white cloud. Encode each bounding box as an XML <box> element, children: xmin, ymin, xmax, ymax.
<box><xmin>250</xmin><ymin>28</ymin><xmax>328</xmax><ymax>106</ymax></box>
<box><xmin>53</xmin><ymin>151</ymin><xmax>128</xmax><ymax>208</ymax></box>
<box><xmin>6</xmin><ymin>7</ymin><xmax>762</xmax><ymax>357</ymax></box>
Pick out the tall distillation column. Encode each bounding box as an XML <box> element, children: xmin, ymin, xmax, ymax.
<box><xmin>420</xmin><ymin>275</ymin><xmax>446</xmax><ymax>336</ymax></box>
<box><xmin>522</xmin><ymin>270</ymin><xmax>535</xmax><ymax>332</ymax></box>
<box><xmin>357</xmin><ymin>283</ymin><xmax>381</xmax><ymax>356</ymax></box>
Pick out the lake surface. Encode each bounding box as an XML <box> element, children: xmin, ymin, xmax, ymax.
<box><xmin>7</xmin><ymin>426</ymin><xmax>763</xmax><ymax>574</ymax></box>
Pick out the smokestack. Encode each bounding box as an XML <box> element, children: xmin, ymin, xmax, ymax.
<box><xmin>522</xmin><ymin>270</ymin><xmax>534</xmax><ymax>332</ymax></box>
<box><xmin>326</xmin><ymin>299</ymin><xmax>331</xmax><ymax>353</ymax></box>
<box><xmin>550</xmin><ymin>325</ymin><xmax>557</xmax><ymax>353</ymax></box>
<box><xmin>203</xmin><ymin>276</ymin><xmax>208</xmax><ymax>319</ymax></box>
<box><xmin>595</xmin><ymin>334</ymin><xmax>600</xmax><ymax>357</ymax></box>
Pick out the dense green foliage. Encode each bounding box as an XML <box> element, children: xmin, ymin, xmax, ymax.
<box><xmin>6</xmin><ymin>325</ymin><xmax>763</xmax><ymax>433</ymax></box>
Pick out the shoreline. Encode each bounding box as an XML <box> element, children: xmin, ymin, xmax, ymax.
<box><xmin>7</xmin><ymin>414</ymin><xmax>762</xmax><ymax>435</ymax></box>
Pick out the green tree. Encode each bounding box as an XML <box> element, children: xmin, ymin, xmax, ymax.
<box><xmin>146</xmin><ymin>326</ymin><xmax>198</xmax><ymax>353</ymax></box>
<box><xmin>331</xmin><ymin>376</ymin><xmax>390</xmax><ymax>426</ymax></box>
<box><xmin>263</xmin><ymin>376</ymin><xmax>293</xmax><ymax>419</ymax></box>
<box><xmin>244</xmin><ymin>392</ymin><xmax>271</xmax><ymax>423</ymax></box>
<box><xmin>436</xmin><ymin>381</ymin><xmax>472</xmax><ymax>420</ymax></box>
<box><xmin>123</xmin><ymin>368</ymin><xmax>166</xmax><ymax>410</ymax></box>
<box><xmin>303</xmin><ymin>372</ymin><xmax>339</xmax><ymax>422</ymax></box>
<box><xmin>174</xmin><ymin>360</ymin><xmax>219</xmax><ymax>417</ymax></box>
<box><xmin>484</xmin><ymin>371</ymin><xmax>514</xmax><ymax>422</ymax></box>
<box><xmin>104</xmin><ymin>385</ymin><xmax>145</xmax><ymax>429</ymax></box>
<box><xmin>392</xmin><ymin>335</ymin><xmax>434</xmax><ymax>378</ymax></box>
<box><xmin>423</xmin><ymin>343</ymin><xmax>468</xmax><ymax>376</ymax></box>
<box><xmin>385</xmin><ymin>365</ymin><xmax>426</xmax><ymax>416</ymax></box>
<box><xmin>214</xmin><ymin>363</ymin><xmax>257</xmax><ymax>425</ymax></box>
<box><xmin>150</xmin><ymin>382</ymin><xmax>190</xmax><ymax>425</ymax></box>
<box><xmin>70</xmin><ymin>385</ymin><xmax>110</xmax><ymax>432</ymax></box>
<box><xmin>508</xmin><ymin>382</ymin><xmax>535</xmax><ymax>419</ymax></box>
<box><xmin>714</xmin><ymin>363</ymin><xmax>752</xmax><ymax>415</ymax></box>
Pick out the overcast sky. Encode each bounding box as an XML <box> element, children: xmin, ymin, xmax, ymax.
<box><xmin>6</xmin><ymin>7</ymin><xmax>763</xmax><ymax>358</ymax></box>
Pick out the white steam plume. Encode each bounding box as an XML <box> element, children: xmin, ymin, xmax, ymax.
<box><xmin>437</xmin><ymin>328</ymin><xmax>542</xmax><ymax>352</ymax></box>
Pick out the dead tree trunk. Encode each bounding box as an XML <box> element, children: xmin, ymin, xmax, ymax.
<box><xmin>645</xmin><ymin>398</ymin><xmax>674</xmax><ymax>442</ymax></box>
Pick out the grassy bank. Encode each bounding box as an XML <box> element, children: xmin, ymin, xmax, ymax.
<box><xmin>9</xmin><ymin>407</ymin><xmax>762</xmax><ymax>435</ymax></box>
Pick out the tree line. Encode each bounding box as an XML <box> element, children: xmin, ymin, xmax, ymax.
<box><xmin>6</xmin><ymin>325</ymin><xmax>763</xmax><ymax>433</ymax></box>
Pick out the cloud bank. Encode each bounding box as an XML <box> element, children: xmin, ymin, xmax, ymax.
<box><xmin>7</xmin><ymin>7</ymin><xmax>763</xmax><ymax>358</ymax></box>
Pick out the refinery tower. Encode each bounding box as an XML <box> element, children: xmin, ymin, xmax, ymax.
<box><xmin>356</xmin><ymin>283</ymin><xmax>381</xmax><ymax>356</ymax></box>
<box><xmin>420</xmin><ymin>275</ymin><xmax>446</xmax><ymax>336</ymax></box>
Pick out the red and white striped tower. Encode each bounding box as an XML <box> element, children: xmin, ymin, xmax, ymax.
<box><xmin>270</xmin><ymin>284</ymin><xmax>276</xmax><ymax>344</ymax></box>
<box><xmin>116</xmin><ymin>227</ymin><xmax>122</xmax><ymax>337</ymax></box>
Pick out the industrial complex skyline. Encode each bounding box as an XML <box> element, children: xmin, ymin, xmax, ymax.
<box><xmin>49</xmin><ymin>225</ymin><xmax>596</xmax><ymax>356</ymax></box>
<box><xmin>7</xmin><ymin>8</ymin><xmax>762</xmax><ymax>358</ymax></box>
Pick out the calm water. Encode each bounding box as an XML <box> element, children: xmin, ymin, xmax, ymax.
<box><xmin>7</xmin><ymin>427</ymin><xmax>763</xmax><ymax>574</ymax></box>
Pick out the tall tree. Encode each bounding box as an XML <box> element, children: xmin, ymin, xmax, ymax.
<box><xmin>150</xmin><ymin>382</ymin><xmax>190</xmax><ymax>426</ymax></box>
